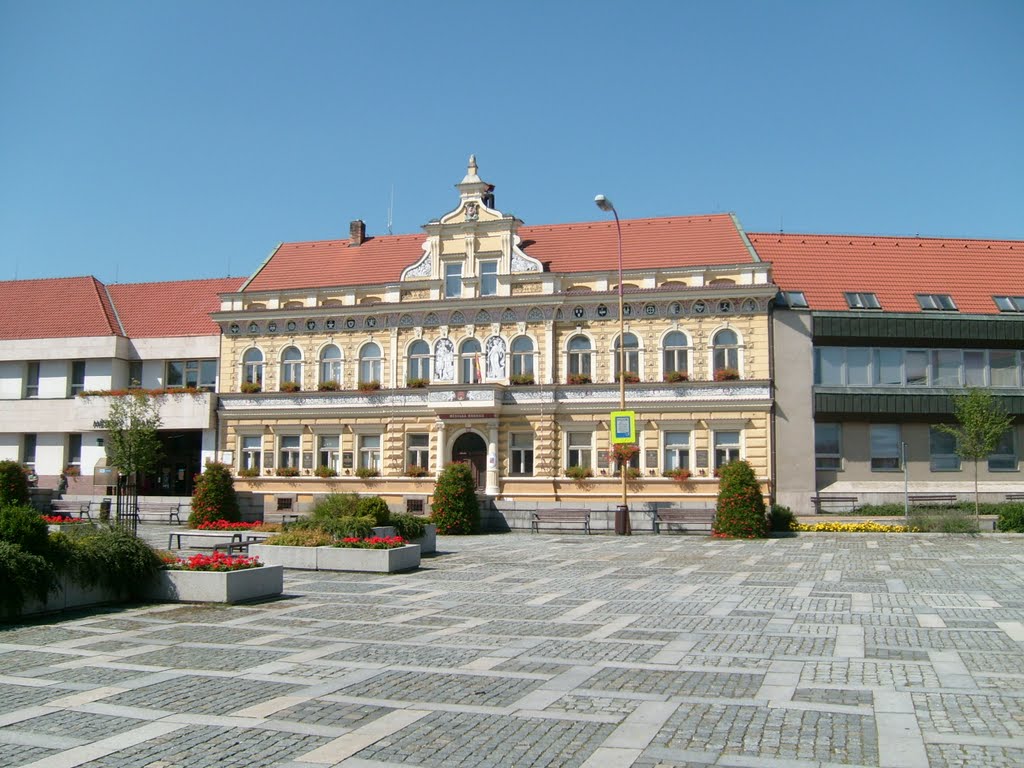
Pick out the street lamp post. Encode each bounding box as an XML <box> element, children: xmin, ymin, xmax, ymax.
<box><xmin>595</xmin><ymin>194</ymin><xmax>631</xmax><ymax>535</ymax></box>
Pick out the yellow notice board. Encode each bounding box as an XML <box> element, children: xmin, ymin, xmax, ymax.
<box><xmin>610</xmin><ymin>411</ymin><xmax>636</xmax><ymax>444</ymax></box>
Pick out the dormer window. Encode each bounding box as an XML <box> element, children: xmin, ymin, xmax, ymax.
<box><xmin>994</xmin><ymin>296</ymin><xmax>1024</xmax><ymax>312</ymax></box>
<box><xmin>917</xmin><ymin>293</ymin><xmax>957</xmax><ymax>311</ymax></box>
<box><xmin>445</xmin><ymin>263</ymin><xmax>463</xmax><ymax>298</ymax></box>
<box><xmin>776</xmin><ymin>291</ymin><xmax>808</xmax><ymax>309</ymax></box>
<box><xmin>844</xmin><ymin>292</ymin><xmax>881</xmax><ymax>310</ymax></box>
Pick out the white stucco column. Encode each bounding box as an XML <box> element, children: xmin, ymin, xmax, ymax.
<box><xmin>435</xmin><ymin>420</ymin><xmax>446</xmax><ymax>478</ymax></box>
<box><xmin>485</xmin><ymin>421</ymin><xmax>499</xmax><ymax>496</ymax></box>
<box><xmin>544</xmin><ymin>321</ymin><xmax>555</xmax><ymax>384</ymax></box>
<box><xmin>389</xmin><ymin>328</ymin><xmax>399</xmax><ymax>389</ymax></box>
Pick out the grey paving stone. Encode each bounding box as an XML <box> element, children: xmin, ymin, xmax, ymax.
<box><xmin>0</xmin><ymin>743</ymin><xmax>57</xmax><ymax>767</ymax></box>
<box><xmin>103</xmin><ymin>674</ymin><xmax>304</xmax><ymax>715</ymax></box>
<box><xmin>926</xmin><ymin>742</ymin><xmax>1024</xmax><ymax>767</ymax></box>
<box><xmin>0</xmin><ymin>709</ymin><xmax>142</xmax><ymax>740</ymax></box>
<box><xmin>585</xmin><ymin>668</ymin><xmax>764</xmax><ymax>698</ymax></box>
<box><xmin>124</xmin><ymin>645</ymin><xmax>289</xmax><ymax>671</ymax></box>
<box><xmin>0</xmin><ymin>682</ymin><xmax>69</xmax><ymax>714</ymax></box>
<box><xmin>339</xmin><ymin>669</ymin><xmax>545</xmax><ymax>706</ymax></box>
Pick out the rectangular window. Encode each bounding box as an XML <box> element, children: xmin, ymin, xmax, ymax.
<box><xmin>407</xmin><ymin>433</ymin><xmax>430</xmax><ymax>470</ymax></box>
<box><xmin>905</xmin><ymin>350</ymin><xmax>928</xmax><ymax>386</ymax></box>
<box><xmin>931</xmin><ymin>350</ymin><xmax>961</xmax><ymax>387</ymax></box>
<box><xmin>359</xmin><ymin>435</ymin><xmax>382</xmax><ymax>471</ymax></box>
<box><xmin>929</xmin><ymin>427</ymin><xmax>960</xmax><ymax>471</ymax></box>
<box><xmin>566</xmin><ymin>432</ymin><xmax>592</xmax><ymax>469</ymax></box>
<box><xmin>663</xmin><ymin>431</ymin><xmax>690</xmax><ymax>471</ymax></box>
<box><xmin>241</xmin><ymin>436</ymin><xmax>262</xmax><ymax>472</ymax></box>
<box><xmin>870</xmin><ymin>424</ymin><xmax>901</xmax><ymax>471</ymax></box>
<box><xmin>70</xmin><ymin>361</ymin><xmax>86</xmax><ymax>396</ymax></box>
<box><xmin>916</xmin><ymin>293</ymin><xmax>957</xmax><ymax>311</ymax></box>
<box><xmin>846</xmin><ymin>348</ymin><xmax>871</xmax><ymax>386</ymax></box>
<box><xmin>279</xmin><ymin>435</ymin><xmax>301</xmax><ymax>469</ymax></box>
<box><xmin>510</xmin><ymin>432</ymin><xmax>534</xmax><ymax>475</ymax></box>
<box><xmin>989</xmin><ymin>429</ymin><xmax>1018</xmax><ymax>471</ymax></box>
<box><xmin>990</xmin><ymin>350</ymin><xmax>1018</xmax><ymax>388</ymax></box>
<box><xmin>778</xmin><ymin>291</ymin><xmax>808</xmax><ymax>308</ymax></box>
<box><xmin>993</xmin><ymin>296</ymin><xmax>1024</xmax><ymax>312</ymax></box>
<box><xmin>23</xmin><ymin>434</ymin><xmax>37</xmax><ymax>469</ymax></box>
<box><xmin>444</xmin><ymin>263</ymin><xmax>463</xmax><ymax>298</ymax></box>
<box><xmin>319</xmin><ymin>435</ymin><xmax>341</xmax><ymax>472</ymax></box>
<box><xmin>714</xmin><ymin>431</ymin><xmax>741</xmax><ymax>469</ymax></box>
<box><xmin>25</xmin><ymin>362</ymin><xmax>39</xmax><ymax>398</ymax></box>
<box><xmin>68</xmin><ymin>434</ymin><xmax>82</xmax><ymax>468</ymax></box>
<box><xmin>167</xmin><ymin>359</ymin><xmax>217</xmax><ymax>390</ymax></box>
<box><xmin>816</xmin><ymin>347</ymin><xmax>844</xmax><ymax>385</ymax></box>
<box><xmin>128</xmin><ymin>361</ymin><xmax>144</xmax><ymax>388</ymax></box>
<box><xmin>844</xmin><ymin>292</ymin><xmax>881</xmax><ymax>309</ymax></box>
<box><xmin>815</xmin><ymin>423</ymin><xmax>842</xmax><ymax>470</ymax></box>
<box><xmin>479</xmin><ymin>261</ymin><xmax>498</xmax><ymax>296</ymax></box>
<box><xmin>874</xmin><ymin>348</ymin><xmax>902</xmax><ymax>385</ymax></box>
<box><xmin>964</xmin><ymin>350</ymin><xmax>986</xmax><ymax>386</ymax></box>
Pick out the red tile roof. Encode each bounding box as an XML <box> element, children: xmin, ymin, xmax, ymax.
<box><xmin>107</xmin><ymin>277</ymin><xmax>245</xmax><ymax>338</ymax></box>
<box><xmin>0</xmin><ymin>277</ymin><xmax>122</xmax><ymax>340</ymax></box>
<box><xmin>749</xmin><ymin>233</ymin><xmax>1024</xmax><ymax>314</ymax></box>
<box><xmin>242</xmin><ymin>214</ymin><xmax>756</xmax><ymax>292</ymax></box>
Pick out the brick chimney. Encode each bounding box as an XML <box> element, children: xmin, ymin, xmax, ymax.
<box><xmin>349</xmin><ymin>219</ymin><xmax>366</xmax><ymax>247</ymax></box>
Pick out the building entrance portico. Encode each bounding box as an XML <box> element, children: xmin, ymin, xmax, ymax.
<box><xmin>451</xmin><ymin>431</ymin><xmax>487</xmax><ymax>490</ymax></box>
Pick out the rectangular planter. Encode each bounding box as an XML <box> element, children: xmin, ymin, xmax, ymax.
<box><xmin>17</xmin><ymin>576</ymin><xmax>124</xmax><ymax>617</ymax></box>
<box><xmin>143</xmin><ymin>565</ymin><xmax>284</xmax><ymax>604</ymax></box>
<box><xmin>316</xmin><ymin>544</ymin><xmax>420</xmax><ymax>573</ymax></box>
<box><xmin>248</xmin><ymin>543</ymin><xmax>319</xmax><ymax>570</ymax></box>
<box><xmin>412</xmin><ymin>523</ymin><xmax>436</xmax><ymax>554</ymax></box>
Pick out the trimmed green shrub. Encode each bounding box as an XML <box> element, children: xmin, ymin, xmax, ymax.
<box><xmin>768</xmin><ymin>504</ymin><xmax>796</xmax><ymax>532</ymax></box>
<box><xmin>713</xmin><ymin>460</ymin><xmax>768</xmax><ymax>539</ymax></box>
<box><xmin>852</xmin><ymin>503</ymin><xmax>905</xmax><ymax>517</ymax></box>
<box><xmin>265</xmin><ymin>529</ymin><xmax>336</xmax><ymax>547</ymax></box>
<box><xmin>0</xmin><ymin>504</ymin><xmax>50</xmax><ymax>557</ymax></box>
<box><xmin>997</xmin><ymin>503</ymin><xmax>1024</xmax><ymax>532</ymax></box>
<box><xmin>67</xmin><ymin>527</ymin><xmax>163</xmax><ymax>596</ymax></box>
<box><xmin>431</xmin><ymin>463</ymin><xmax>479</xmax><ymax>535</ymax></box>
<box><xmin>189</xmin><ymin>462</ymin><xmax>240</xmax><ymax>527</ymax></box>
<box><xmin>291</xmin><ymin>513</ymin><xmax>375</xmax><ymax>539</ymax></box>
<box><xmin>0</xmin><ymin>461</ymin><xmax>30</xmax><ymax>507</ymax></box>
<box><xmin>0</xmin><ymin>540</ymin><xmax>55</xmax><ymax>617</ymax></box>
<box><xmin>390</xmin><ymin>512</ymin><xmax>426</xmax><ymax>540</ymax></box>
<box><xmin>357</xmin><ymin>496</ymin><xmax>391</xmax><ymax>526</ymax></box>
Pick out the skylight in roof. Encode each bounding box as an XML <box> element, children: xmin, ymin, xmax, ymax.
<box><xmin>775</xmin><ymin>291</ymin><xmax>808</xmax><ymax>309</ymax></box>
<box><xmin>916</xmin><ymin>293</ymin><xmax>957</xmax><ymax>311</ymax></box>
<box><xmin>994</xmin><ymin>296</ymin><xmax>1024</xmax><ymax>312</ymax></box>
<box><xmin>844</xmin><ymin>292</ymin><xmax>881</xmax><ymax>310</ymax></box>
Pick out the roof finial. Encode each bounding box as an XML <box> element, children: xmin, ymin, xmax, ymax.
<box><xmin>468</xmin><ymin>154</ymin><xmax>477</xmax><ymax>175</ymax></box>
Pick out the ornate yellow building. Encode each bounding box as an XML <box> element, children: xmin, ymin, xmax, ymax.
<box><xmin>213</xmin><ymin>158</ymin><xmax>776</xmax><ymax>526</ymax></box>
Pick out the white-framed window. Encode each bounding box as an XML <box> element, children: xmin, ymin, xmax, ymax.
<box><xmin>445</xmin><ymin>262</ymin><xmax>463</xmax><ymax>298</ymax></box>
<box><xmin>510</xmin><ymin>432</ymin><xmax>534</xmax><ymax>475</ymax></box>
<box><xmin>242</xmin><ymin>348</ymin><xmax>264</xmax><ymax>388</ymax></box>
<box><xmin>712</xmin><ymin>329</ymin><xmax>740</xmax><ymax>378</ymax></box>
<box><xmin>407</xmin><ymin>340</ymin><xmax>431</xmax><ymax>383</ymax></box>
<box><xmin>407</xmin><ymin>433</ymin><xmax>429</xmax><ymax>470</ymax></box>
<box><xmin>713</xmin><ymin>430</ymin><xmax>741</xmax><ymax>469</ymax></box>
<box><xmin>319</xmin><ymin>344</ymin><xmax>342</xmax><ymax>386</ymax></box>
<box><xmin>614</xmin><ymin>332</ymin><xmax>640</xmax><ymax>380</ymax></box>
<box><xmin>23</xmin><ymin>434</ymin><xmax>37</xmax><ymax>470</ymax></box>
<box><xmin>319</xmin><ymin>435</ymin><xmax>341</xmax><ymax>471</ymax></box>
<box><xmin>70</xmin><ymin>361</ymin><xmax>86</xmax><ymax>396</ymax></box>
<box><xmin>359</xmin><ymin>343</ymin><xmax>382</xmax><ymax>384</ymax></box>
<box><xmin>989</xmin><ymin>429</ymin><xmax>1018</xmax><ymax>471</ymax></box>
<box><xmin>815</xmin><ymin>423</ymin><xmax>842</xmax><ymax>470</ymax></box>
<box><xmin>566</xmin><ymin>431</ymin><xmax>592</xmax><ymax>469</ymax></box>
<box><xmin>281</xmin><ymin>346</ymin><xmax>303</xmax><ymax>388</ymax></box>
<box><xmin>479</xmin><ymin>260</ymin><xmax>498</xmax><ymax>296</ymax></box>
<box><xmin>663</xmin><ymin>431</ymin><xmax>690</xmax><ymax>471</ymax></box>
<box><xmin>279</xmin><ymin>435</ymin><xmax>301</xmax><ymax>469</ymax></box>
<box><xmin>359</xmin><ymin>434</ymin><xmax>382</xmax><ymax>470</ymax></box>
<box><xmin>510</xmin><ymin>336</ymin><xmax>535</xmax><ymax>378</ymax></box>
<box><xmin>67</xmin><ymin>434</ymin><xmax>82</xmax><ymax>469</ymax></box>
<box><xmin>929</xmin><ymin>426</ymin><xmax>960</xmax><ymax>471</ymax></box>
<box><xmin>662</xmin><ymin>331</ymin><xmax>689</xmax><ymax>380</ymax></box>
<box><xmin>241</xmin><ymin>436</ymin><xmax>262</xmax><ymax>472</ymax></box>
<box><xmin>870</xmin><ymin>424</ymin><xmax>901</xmax><ymax>471</ymax></box>
<box><xmin>25</xmin><ymin>361</ymin><xmax>39</xmax><ymax>398</ymax></box>
<box><xmin>167</xmin><ymin>359</ymin><xmax>217</xmax><ymax>390</ymax></box>
<box><xmin>567</xmin><ymin>335</ymin><xmax>593</xmax><ymax>379</ymax></box>
<box><xmin>460</xmin><ymin>338</ymin><xmax>481</xmax><ymax>384</ymax></box>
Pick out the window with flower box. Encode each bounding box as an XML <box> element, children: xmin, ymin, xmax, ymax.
<box><xmin>713</xmin><ymin>430</ymin><xmax>741</xmax><ymax>469</ymax></box>
<box><xmin>510</xmin><ymin>336</ymin><xmax>535</xmax><ymax>379</ymax></box>
<box><xmin>359</xmin><ymin>343</ymin><xmax>382</xmax><ymax>385</ymax></box>
<box><xmin>407</xmin><ymin>340</ymin><xmax>431</xmax><ymax>382</ymax></box>
<box><xmin>242</xmin><ymin>349</ymin><xmax>264</xmax><ymax>389</ymax></box>
<box><xmin>662</xmin><ymin>331</ymin><xmax>689</xmax><ymax>380</ymax></box>
<box><xmin>614</xmin><ymin>332</ymin><xmax>640</xmax><ymax>380</ymax></box>
<box><xmin>241</xmin><ymin>436</ymin><xmax>262</xmax><ymax>472</ymax></box>
<box><xmin>279</xmin><ymin>435</ymin><xmax>301</xmax><ymax>470</ymax></box>
<box><xmin>566</xmin><ymin>432</ymin><xmax>592</xmax><ymax>470</ymax></box>
<box><xmin>712</xmin><ymin>330</ymin><xmax>740</xmax><ymax>379</ymax></box>
<box><xmin>319</xmin><ymin>435</ymin><xmax>341</xmax><ymax>472</ymax></box>
<box><xmin>359</xmin><ymin>434</ymin><xmax>382</xmax><ymax>471</ymax></box>
<box><xmin>407</xmin><ymin>433</ymin><xmax>429</xmax><ymax>470</ymax></box>
<box><xmin>567</xmin><ymin>335</ymin><xmax>593</xmax><ymax>380</ymax></box>
<box><xmin>663</xmin><ymin>431</ymin><xmax>691</xmax><ymax>471</ymax></box>
<box><xmin>320</xmin><ymin>344</ymin><xmax>342</xmax><ymax>386</ymax></box>
<box><xmin>280</xmin><ymin>347</ymin><xmax>303</xmax><ymax>388</ymax></box>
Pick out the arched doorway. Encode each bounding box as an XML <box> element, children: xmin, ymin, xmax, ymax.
<box><xmin>451</xmin><ymin>432</ymin><xmax>487</xmax><ymax>490</ymax></box>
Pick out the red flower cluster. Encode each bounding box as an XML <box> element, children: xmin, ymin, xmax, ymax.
<box><xmin>337</xmin><ymin>535</ymin><xmax>406</xmax><ymax>550</ymax></box>
<box><xmin>196</xmin><ymin>520</ymin><xmax>261</xmax><ymax>530</ymax></box>
<box><xmin>41</xmin><ymin>515</ymin><xmax>88</xmax><ymax>524</ymax></box>
<box><xmin>164</xmin><ymin>551</ymin><xmax>263</xmax><ymax>571</ymax></box>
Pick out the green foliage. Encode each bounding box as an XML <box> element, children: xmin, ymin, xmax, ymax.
<box><xmin>908</xmin><ymin>508</ymin><xmax>979</xmax><ymax>533</ymax></box>
<box><xmin>188</xmin><ymin>462</ymin><xmax>239</xmax><ymax>527</ymax></box>
<box><xmin>565</xmin><ymin>465</ymin><xmax>593</xmax><ymax>481</ymax></box>
<box><xmin>0</xmin><ymin>504</ymin><xmax>50</xmax><ymax>557</ymax></box>
<box><xmin>65</xmin><ymin>527</ymin><xmax>163</xmax><ymax>596</ymax></box>
<box><xmin>768</xmin><ymin>504</ymin><xmax>796</xmax><ymax>532</ymax></box>
<box><xmin>0</xmin><ymin>461</ymin><xmax>30</xmax><ymax>507</ymax></box>
<box><xmin>310</xmin><ymin>493</ymin><xmax>360</xmax><ymax>520</ymax></box>
<box><xmin>431</xmin><ymin>463</ymin><xmax>479</xmax><ymax>534</ymax></box>
<box><xmin>389</xmin><ymin>512</ymin><xmax>426</xmax><ymax>540</ymax></box>
<box><xmin>357</xmin><ymin>496</ymin><xmax>391</xmax><ymax>526</ymax></box>
<box><xmin>265</xmin><ymin>529</ymin><xmax>336</xmax><ymax>547</ymax></box>
<box><xmin>996</xmin><ymin>503</ymin><xmax>1024</xmax><ymax>532</ymax></box>
<box><xmin>713</xmin><ymin>460</ymin><xmax>768</xmax><ymax>538</ymax></box>
<box><xmin>853</xmin><ymin>503</ymin><xmax>907</xmax><ymax>517</ymax></box>
<box><xmin>354</xmin><ymin>467</ymin><xmax>379</xmax><ymax>479</ymax></box>
<box><xmin>0</xmin><ymin>540</ymin><xmax>55</xmax><ymax>617</ymax></box>
<box><xmin>104</xmin><ymin>393</ymin><xmax>163</xmax><ymax>476</ymax></box>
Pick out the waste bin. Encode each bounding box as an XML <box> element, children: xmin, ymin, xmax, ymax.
<box><xmin>99</xmin><ymin>498</ymin><xmax>112</xmax><ymax>523</ymax></box>
<box><xmin>615</xmin><ymin>504</ymin><xmax>631</xmax><ymax>535</ymax></box>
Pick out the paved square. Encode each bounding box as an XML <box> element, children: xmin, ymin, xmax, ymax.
<box><xmin>0</xmin><ymin>530</ymin><xmax>1022</xmax><ymax>767</ymax></box>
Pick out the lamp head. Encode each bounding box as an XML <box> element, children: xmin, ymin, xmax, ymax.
<box><xmin>594</xmin><ymin>194</ymin><xmax>615</xmax><ymax>213</ymax></box>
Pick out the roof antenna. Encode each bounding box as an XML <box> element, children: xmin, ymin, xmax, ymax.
<box><xmin>386</xmin><ymin>184</ymin><xmax>394</xmax><ymax>235</ymax></box>
<box><xmin>779</xmin><ymin>214</ymin><xmax>784</xmax><ymax>234</ymax></box>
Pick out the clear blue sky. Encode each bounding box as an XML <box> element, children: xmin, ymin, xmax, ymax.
<box><xmin>2</xmin><ymin>0</ymin><xmax>1021</xmax><ymax>285</ymax></box>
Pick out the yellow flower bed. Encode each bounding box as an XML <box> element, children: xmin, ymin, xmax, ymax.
<box><xmin>794</xmin><ymin>521</ymin><xmax>918</xmax><ymax>533</ymax></box>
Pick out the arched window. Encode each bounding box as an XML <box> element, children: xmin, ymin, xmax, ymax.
<box><xmin>663</xmin><ymin>331</ymin><xmax>689</xmax><ymax>381</ymax></box>
<box><xmin>510</xmin><ymin>336</ymin><xmax>535</xmax><ymax>378</ymax></box>
<box><xmin>319</xmin><ymin>344</ymin><xmax>342</xmax><ymax>386</ymax></box>
<box><xmin>242</xmin><ymin>348</ymin><xmax>263</xmax><ymax>388</ymax></box>
<box><xmin>459</xmin><ymin>338</ymin><xmax>481</xmax><ymax>384</ymax></box>
<box><xmin>567</xmin><ymin>335</ymin><xmax>593</xmax><ymax>380</ymax></box>
<box><xmin>614</xmin><ymin>332</ymin><xmax>640</xmax><ymax>380</ymax></box>
<box><xmin>712</xmin><ymin>329</ymin><xmax>740</xmax><ymax>379</ymax></box>
<box><xmin>408</xmin><ymin>340</ymin><xmax>431</xmax><ymax>383</ymax></box>
<box><xmin>359</xmin><ymin>343</ymin><xmax>382</xmax><ymax>384</ymax></box>
<box><xmin>281</xmin><ymin>346</ymin><xmax>302</xmax><ymax>388</ymax></box>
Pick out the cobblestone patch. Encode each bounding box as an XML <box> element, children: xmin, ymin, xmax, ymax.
<box><xmin>308</xmin><ymin>622</ymin><xmax>426</xmax><ymax>642</ymax></box>
<box><xmin>1</xmin><ymin>709</ymin><xmax>141</xmax><ymax>740</ymax></box>
<box><xmin>0</xmin><ymin>682</ymin><xmax>68</xmax><ymax>713</ymax></box>
<box><xmin>25</xmin><ymin>664</ymin><xmax>155</xmax><ymax>686</ymax></box>
<box><xmin>471</xmin><ymin>620</ymin><xmax>602</xmax><ymax>638</ymax></box>
<box><xmin>586</xmin><ymin>667</ymin><xmax>763</xmax><ymax>697</ymax></box>
<box><xmin>793</xmin><ymin>687</ymin><xmax>874</xmax><ymax>706</ymax></box>
<box><xmin>341</xmin><ymin>669</ymin><xmax>544</xmax><ymax>706</ymax></box>
<box><xmin>69</xmin><ymin>639</ymin><xmax>151</xmax><ymax>653</ymax></box>
<box><xmin>272</xmin><ymin>698</ymin><xmax>392</xmax><ymax>727</ymax></box>
<box><xmin>134</xmin><ymin>624</ymin><xmax>268</xmax><ymax>645</ymax></box>
<box><xmin>321</xmin><ymin>643</ymin><xmax>483</xmax><ymax>667</ymax></box>
<box><xmin>442</xmin><ymin>603</ymin><xmax>568</xmax><ymax>621</ymax></box>
<box><xmin>691</xmin><ymin>632</ymin><xmax>835</xmax><ymax>657</ymax></box>
<box><xmin>800</xmin><ymin>660</ymin><xmax>941</xmax><ymax>688</ymax></box>
<box><xmin>866</xmin><ymin>626</ymin><xmax>1020</xmax><ymax>652</ymax></box>
<box><xmin>544</xmin><ymin>692</ymin><xmax>642</xmax><ymax>717</ymax></box>
<box><xmin>0</xmin><ymin>625</ymin><xmax>94</xmax><ymax>645</ymax></box>
<box><xmin>912</xmin><ymin>691</ymin><xmax>1024</xmax><ymax>738</ymax></box>
<box><xmin>526</xmin><ymin>638</ymin><xmax>662</xmax><ymax>664</ymax></box>
<box><xmin>495</xmin><ymin>659</ymin><xmax>573</xmax><ymax>675</ymax></box>
<box><xmin>960</xmin><ymin>651</ymin><xmax>1024</xmax><ymax>674</ymax></box>
<box><xmin>104</xmin><ymin>674</ymin><xmax>303</xmax><ymax>715</ymax></box>
<box><xmin>141</xmin><ymin>605</ymin><xmax>249</xmax><ymax>623</ymax></box>
<box><xmin>610</xmin><ymin>629</ymin><xmax>686</xmax><ymax>643</ymax></box>
<box><xmin>125</xmin><ymin>645</ymin><xmax>287</xmax><ymax>671</ymax></box>
<box><xmin>865</xmin><ymin>646</ymin><xmax>932</xmax><ymax>661</ymax></box>
<box><xmin>926</xmin><ymin>742</ymin><xmax>1024</xmax><ymax>767</ymax></box>
<box><xmin>355</xmin><ymin>710</ymin><xmax>615</xmax><ymax>767</ymax></box>
<box><xmin>628</xmin><ymin>615</ymin><xmax>770</xmax><ymax>632</ymax></box>
<box><xmin>0</xmin><ymin>743</ymin><xmax>57</xmax><ymax>767</ymax></box>
<box><xmin>0</xmin><ymin>649</ymin><xmax>82</xmax><ymax>674</ymax></box>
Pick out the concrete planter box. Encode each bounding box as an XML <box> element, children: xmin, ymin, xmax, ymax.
<box><xmin>248</xmin><ymin>543</ymin><xmax>318</xmax><ymax>570</ymax></box>
<box><xmin>144</xmin><ymin>565</ymin><xmax>284</xmax><ymax>604</ymax></box>
<box><xmin>316</xmin><ymin>544</ymin><xmax>420</xmax><ymax>573</ymax></box>
<box><xmin>412</xmin><ymin>523</ymin><xmax>436</xmax><ymax>554</ymax></box>
<box><xmin>17</xmin><ymin>577</ymin><xmax>124</xmax><ymax>617</ymax></box>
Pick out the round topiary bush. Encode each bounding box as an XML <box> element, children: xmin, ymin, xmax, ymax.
<box><xmin>431</xmin><ymin>463</ymin><xmax>479</xmax><ymax>535</ymax></box>
<box><xmin>188</xmin><ymin>462</ymin><xmax>240</xmax><ymax>527</ymax></box>
<box><xmin>356</xmin><ymin>496</ymin><xmax>391</xmax><ymax>526</ymax></box>
<box><xmin>768</xmin><ymin>504</ymin><xmax>796</xmax><ymax>532</ymax></box>
<box><xmin>0</xmin><ymin>504</ymin><xmax>51</xmax><ymax>557</ymax></box>
<box><xmin>713</xmin><ymin>460</ymin><xmax>768</xmax><ymax>539</ymax></box>
<box><xmin>0</xmin><ymin>460</ymin><xmax>30</xmax><ymax>507</ymax></box>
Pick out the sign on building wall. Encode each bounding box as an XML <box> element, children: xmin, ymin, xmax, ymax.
<box><xmin>609</xmin><ymin>410</ymin><xmax>636</xmax><ymax>444</ymax></box>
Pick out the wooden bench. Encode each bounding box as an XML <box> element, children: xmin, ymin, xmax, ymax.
<box><xmin>50</xmin><ymin>500</ymin><xmax>91</xmax><ymax>520</ymax></box>
<box><xmin>531</xmin><ymin>508</ymin><xmax>591</xmax><ymax>534</ymax></box>
<box><xmin>651</xmin><ymin>508</ymin><xmax>716</xmax><ymax>534</ymax></box>
<box><xmin>138</xmin><ymin>503</ymin><xmax>185</xmax><ymax>525</ymax></box>
<box><xmin>811</xmin><ymin>495</ymin><xmax>859</xmax><ymax>514</ymax></box>
<box><xmin>1005</xmin><ymin>493</ymin><xmax>1024</xmax><ymax>502</ymax></box>
<box><xmin>908</xmin><ymin>493</ymin><xmax>958</xmax><ymax>506</ymax></box>
<box><xmin>214</xmin><ymin>540</ymin><xmax>251</xmax><ymax>555</ymax></box>
<box><xmin>168</xmin><ymin>530</ymin><xmax>244</xmax><ymax>550</ymax></box>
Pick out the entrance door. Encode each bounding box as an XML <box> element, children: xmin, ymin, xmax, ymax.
<box><xmin>451</xmin><ymin>432</ymin><xmax>487</xmax><ymax>490</ymax></box>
